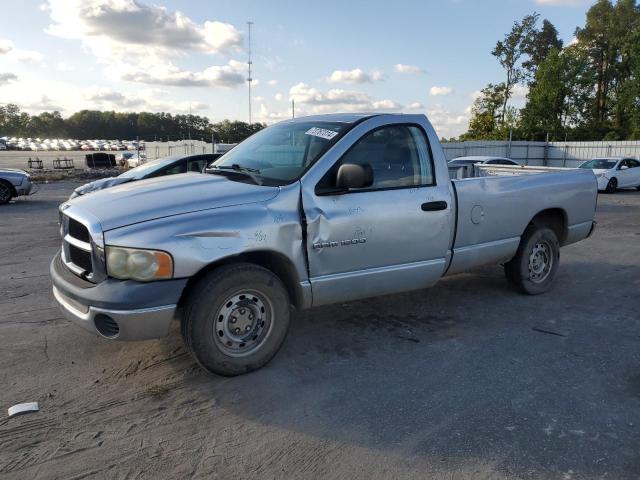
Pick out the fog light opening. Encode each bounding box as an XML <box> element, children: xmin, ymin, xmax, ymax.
<box><xmin>94</xmin><ymin>314</ymin><xmax>120</xmax><ymax>338</ymax></box>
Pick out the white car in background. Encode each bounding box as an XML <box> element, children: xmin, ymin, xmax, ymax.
<box><xmin>448</xmin><ymin>156</ymin><xmax>521</xmax><ymax>167</ymax></box>
<box><xmin>579</xmin><ymin>157</ymin><xmax>640</xmax><ymax>193</ymax></box>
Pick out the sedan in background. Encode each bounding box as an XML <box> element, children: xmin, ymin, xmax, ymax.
<box><xmin>69</xmin><ymin>153</ymin><xmax>221</xmax><ymax>200</ymax></box>
<box><xmin>0</xmin><ymin>168</ymin><xmax>34</xmax><ymax>205</ymax></box>
<box><xmin>448</xmin><ymin>156</ymin><xmax>521</xmax><ymax>167</ymax></box>
<box><xmin>579</xmin><ymin>157</ymin><xmax>640</xmax><ymax>193</ymax></box>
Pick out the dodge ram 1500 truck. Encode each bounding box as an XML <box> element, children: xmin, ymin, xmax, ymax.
<box><xmin>51</xmin><ymin>113</ymin><xmax>597</xmax><ymax>376</ymax></box>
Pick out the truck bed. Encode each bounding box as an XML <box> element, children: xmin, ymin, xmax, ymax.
<box><xmin>446</xmin><ymin>168</ymin><xmax>597</xmax><ymax>275</ymax></box>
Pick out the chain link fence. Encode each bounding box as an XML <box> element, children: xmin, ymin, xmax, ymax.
<box><xmin>441</xmin><ymin>140</ymin><xmax>640</xmax><ymax>167</ymax></box>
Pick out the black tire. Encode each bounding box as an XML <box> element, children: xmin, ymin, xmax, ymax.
<box><xmin>181</xmin><ymin>263</ymin><xmax>291</xmax><ymax>376</ymax></box>
<box><xmin>605</xmin><ymin>177</ymin><xmax>617</xmax><ymax>193</ymax></box>
<box><xmin>504</xmin><ymin>226</ymin><xmax>560</xmax><ymax>295</ymax></box>
<box><xmin>0</xmin><ymin>180</ymin><xmax>13</xmax><ymax>205</ymax></box>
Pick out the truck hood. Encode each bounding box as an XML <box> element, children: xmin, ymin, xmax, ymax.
<box><xmin>68</xmin><ymin>172</ymin><xmax>280</xmax><ymax>231</ymax></box>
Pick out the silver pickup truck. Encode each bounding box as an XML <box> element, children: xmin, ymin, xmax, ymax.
<box><xmin>51</xmin><ymin>114</ymin><xmax>597</xmax><ymax>376</ymax></box>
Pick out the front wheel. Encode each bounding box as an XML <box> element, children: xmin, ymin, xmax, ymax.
<box><xmin>504</xmin><ymin>226</ymin><xmax>560</xmax><ymax>295</ymax></box>
<box><xmin>605</xmin><ymin>177</ymin><xmax>617</xmax><ymax>193</ymax></box>
<box><xmin>0</xmin><ymin>180</ymin><xmax>13</xmax><ymax>205</ymax></box>
<box><xmin>181</xmin><ymin>263</ymin><xmax>291</xmax><ymax>376</ymax></box>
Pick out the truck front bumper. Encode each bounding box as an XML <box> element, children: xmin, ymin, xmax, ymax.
<box><xmin>50</xmin><ymin>252</ymin><xmax>188</xmax><ymax>340</ymax></box>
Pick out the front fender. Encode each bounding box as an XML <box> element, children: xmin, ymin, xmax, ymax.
<box><xmin>103</xmin><ymin>183</ymin><xmax>307</xmax><ymax>283</ymax></box>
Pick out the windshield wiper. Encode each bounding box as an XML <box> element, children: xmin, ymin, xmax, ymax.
<box><xmin>214</xmin><ymin>164</ymin><xmax>261</xmax><ymax>174</ymax></box>
<box><xmin>207</xmin><ymin>164</ymin><xmax>263</xmax><ymax>185</ymax></box>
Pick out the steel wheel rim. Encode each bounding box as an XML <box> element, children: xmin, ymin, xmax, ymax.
<box><xmin>0</xmin><ymin>183</ymin><xmax>10</xmax><ymax>202</ymax></box>
<box><xmin>213</xmin><ymin>290</ymin><xmax>273</xmax><ymax>357</ymax></box>
<box><xmin>528</xmin><ymin>241</ymin><xmax>553</xmax><ymax>283</ymax></box>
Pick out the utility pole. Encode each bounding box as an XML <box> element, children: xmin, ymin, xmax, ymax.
<box><xmin>292</xmin><ymin>98</ymin><xmax>295</xmax><ymax>119</ymax></box>
<box><xmin>247</xmin><ymin>21</ymin><xmax>254</xmax><ymax>124</ymax></box>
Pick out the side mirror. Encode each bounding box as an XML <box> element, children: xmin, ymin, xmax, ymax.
<box><xmin>336</xmin><ymin>163</ymin><xmax>374</xmax><ymax>190</ymax></box>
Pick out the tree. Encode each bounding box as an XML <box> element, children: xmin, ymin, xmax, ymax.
<box><xmin>492</xmin><ymin>13</ymin><xmax>539</xmax><ymax>124</ymax></box>
<box><xmin>523</xmin><ymin>19</ymin><xmax>563</xmax><ymax>81</ymax></box>
<box><xmin>462</xmin><ymin>83</ymin><xmax>508</xmax><ymax>140</ymax></box>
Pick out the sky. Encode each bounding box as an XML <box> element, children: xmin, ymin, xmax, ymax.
<box><xmin>0</xmin><ymin>0</ymin><xmax>594</xmax><ymax>138</ymax></box>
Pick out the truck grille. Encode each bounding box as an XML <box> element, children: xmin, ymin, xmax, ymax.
<box><xmin>60</xmin><ymin>211</ymin><xmax>105</xmax><ymax>283</ymax></box>
<box><xmin>68</xmin><ymin>217</ymin><xmax>91</xmax><ymax>243</ymax></box>
<box><xmin>68</xmin><ymin>244</ymin><xmax>93</xmax><ymax>273</ymax></box>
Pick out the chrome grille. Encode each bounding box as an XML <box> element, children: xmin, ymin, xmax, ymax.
<box><xmin>60</xmin><ymin>209</ymin><xmax>106</xmax><ymax>283</ymax></box>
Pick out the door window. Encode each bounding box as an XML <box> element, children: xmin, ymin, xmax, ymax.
<box><xmin>187</xmin><ymin>157</ymin><xmax>207</xmax><ymax>172</ymax></box>
<box><xmin>318</xmin><ymin>125</ymin><xmax>434</xmax><ymax>192</ymax></box>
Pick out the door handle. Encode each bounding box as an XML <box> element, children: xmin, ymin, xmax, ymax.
<box><xmin>421</xmin><ymin>201</ymin><xmax>448</xmax><ymax>212</ymax></box>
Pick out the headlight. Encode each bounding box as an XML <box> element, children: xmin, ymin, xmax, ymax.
<box><xmin>105</xmin><ymin>246</ymin><xmax>173</xmax><ymax>281</ymax></box>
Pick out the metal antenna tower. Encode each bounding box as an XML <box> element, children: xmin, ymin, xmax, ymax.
<box><xmin>247</xmin><ymin>21</ymin><xmax>254</xmax><ymax>124</ymax></box>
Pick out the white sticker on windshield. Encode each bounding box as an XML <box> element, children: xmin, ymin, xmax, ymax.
<box><xmin>305</xmin><ymin>127</ymin><xmax>339</xmax><ymax>140</ymax></box>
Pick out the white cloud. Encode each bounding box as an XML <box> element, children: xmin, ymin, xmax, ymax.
<box><xmin>394</xmin><ymin>64</ymin><xmax>424</xmax><ymax>74</ymax></box>
<box><xmin>26</xmin><ymin>95</ymin><xmax>64</xmax><ymax>112</ymax></box>
<box><xmin>427</xmin><ymin>104</ymin><xmax>470</xmax><ymax>138</ymax></box>
<box><xmin>406</xmin><ymin>102</ymin><xmax>424</xmax><ymax>110</ymax></box>
<box><xmin>0</xmin><ymin>39</ymin><xmax>44</xmax><ymax>63</ymax></box>
<box><xmin>256</xmin><ymin>103</ymin><xmax>289</xmax><ymax>123</ymax></box>
<box><xmin>327</xmin><ymin>68</ymin><xmax>381</xmax><ymax>84</ymax></box>
<box><xmin>267</xmin><ymin>79</ymin><xmax>278</xmax><ymax>86</ymax></box>
<box><xmin>274</xmin><ymin>93</ymin><xmax>284</xmax><ymax>101</ymax></box>
<box><xmin>0</xmin><ymin>73</ymin><xmax>18</xmax><ymax>86</ymax></box>
<box><xmin>370</xmin><ymin>69</ymin><xmax>384</xmax><ymax>81</ymax></box>
<box><xmin>568</xmin><ymin>36</ymin><xmax>579</xmax><ymax>46</ymax></box>
<box><xmin>44</xmin><ymin>1</ymin><xmax>244</xmax><ymax>89</ymax></box>
<box><xmin>118</xmin><ymin>59</ymin><xmax>246</xmax><ymax>87</ymax></box>
<box><xmin>56</xmin><ymin>62</ymin><xmax>75</xmax><ymax>72</ymax></box>
<box><xmin>511</xmin><ymin>84</ymin><xmax>529</xmax><ymax>99</ymax></box>
<box><xmin>0</xmin><ymin>39</ymin><xmax>13</xmax><ymax>54</ymax></box>
<box><xmin>289</xmin><ymin>82</ymin><xmax>401</xmax><ymax>113</ymax></box>
<box><xmin>429</xmin><ymin>86</ymin><xmax>454</xmax><ymax>96</ymax></box>
<box><xmin>46</xmin><ymin>0</ymin><xmax>242</xmax><ymax>57</ymax></box>
<box><xmin>83</xmin><ymin>86</ymin><xmax>209</xmax><ymax>113</ymax></box>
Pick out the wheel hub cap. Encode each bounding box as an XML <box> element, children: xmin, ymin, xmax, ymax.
<box><xmin>528</xmin><ymin>242</ymin><xmax>553</xmax><ymax>283</ymax></box>
<box><xmin>214</xmin><ymin>291</ymin><xmax>272</xmax><ymax>357</ymax></box>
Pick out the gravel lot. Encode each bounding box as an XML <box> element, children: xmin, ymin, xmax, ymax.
<box><xmin>1</xmin><ymin>182</ymin><xmax>639</xmax><ymax>479</ymax></box>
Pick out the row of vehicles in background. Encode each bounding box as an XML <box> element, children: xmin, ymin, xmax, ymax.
<box><xmin>448</xmin><ymin>155</ymin><xmax>640</xmax><ymax>193</ymax></box>
<box><xmin>0</xmin><ymin>137</ymin><xmax>145</xmax><ymax>152</ymax></box>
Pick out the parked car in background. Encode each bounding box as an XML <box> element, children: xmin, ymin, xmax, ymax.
<box><xmin>579</xmin><ymin>157</ymin><xmax>640</xmax><ymax>193</ymax></box>
<box><xmin>0</xmin><ymin>168</ymin><xmax>34</xmax><ymax>204</ymax></box>
<box><xmin>69</xmin><ymin>153</ymin><xmax>219</xmax><ymax>199</ymax></box>
<box><xmin>448</xmin><ymin>156</ymin><xmax>520</xmax><ymax>167</ymax></box>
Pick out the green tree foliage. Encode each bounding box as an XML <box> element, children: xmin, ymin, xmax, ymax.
<box><xmin>462</xmin><ymin>0</ymin><xmax>640</xmax><ymax>141</ymax></box>
<box><xmin>492</xmin><ymin>13</ymin><xmax>539</xmax><ymax>124</ymax></box>
<box><xmin>523</xmin><ymin>19</ymin><xmax>563</xmax><ymax>81</ymax></box>
<box><xmin>0</xmin><ymin>105</ymin><xmax>266</xmax><ymax>142</ymax></box>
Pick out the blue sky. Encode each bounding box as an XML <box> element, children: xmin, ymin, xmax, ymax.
<box><xmin>0</xmin><ymin>0</ymin><xmax>593</xmax><ymax>137</ymax></box>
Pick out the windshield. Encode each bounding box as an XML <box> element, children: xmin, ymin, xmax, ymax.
<box><xmin>211</xmin><ymin>121</ymin><xmax>346</xmax><ymax>185</ymax></box>
<box><xmin>580</xmin><ymin>159</ymin><xmax>617</xmax><ymax>170</ymax></box>
<box><xmin>118</xmin><ymin>156</ymin><xmax>178</xmax><ymax>179</ymax></box>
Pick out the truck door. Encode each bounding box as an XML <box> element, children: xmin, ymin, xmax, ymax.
<box><xmin>301</xmin><ymin>123</ymin><xmax>453</xmax><ymax>306</ymax></box>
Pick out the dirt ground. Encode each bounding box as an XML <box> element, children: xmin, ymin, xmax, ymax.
<box><xmin>1</xmin><ymin>182</ymin><xmax>639</xmax><ymax>479</ymax></box>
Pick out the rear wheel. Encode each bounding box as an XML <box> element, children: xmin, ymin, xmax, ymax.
<box><xmin>0</xmin><ymin>180</ymin><xmax>13</xmax><ymax>205</ymax></box>
<box><xmin>181</xmin><ymin>263</ymin><xmax>291</xmax><ymax>376</ymax></box>
<box><xmin>504</xmin><ymin>226</ymin><xmax>560</xmax><ymax>295</ymax></box>
<box><xmin>605</xmin><ymin>177</ymin><xmax>617</xmax><ymax>193</ymax></box>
